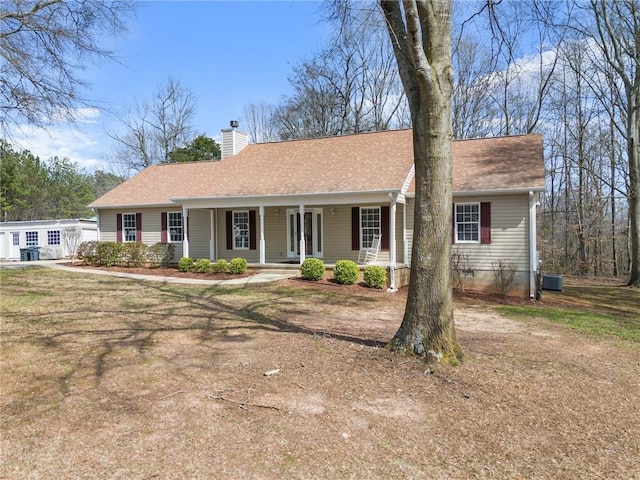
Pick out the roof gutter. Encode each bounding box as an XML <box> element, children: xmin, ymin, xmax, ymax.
<box><xmin>404</xmin><ymin>186</ymin><xmax>545</xmax><ymax>198</ymax></box>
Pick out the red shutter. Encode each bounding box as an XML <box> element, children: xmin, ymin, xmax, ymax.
<box><xmin>351</xmin><ymin>207</ymin><xmax>360</xmax><ymax>250</ymax></box>
<box><xmin>116</xmin><ymin>213</ymin><xmax>122</xmax><ymax>243</ymax></box>
<box><xmin>135</xmin><ymin>213</ymin><xmax>142</xmax><ymax>242</ymax></box>
<box><xmin>161</xmin><ymin>212</ymin><xmax>168</xmax><ymax>243</ymax></box>
<box><xmin>381</xmin><ymin>206</ymin><xmax>390</xmax><ymax>251</ymax></box>
<box><xmin>249</xmin><ymin>210</ymin><xmax>257</xmax><ymax>250</ymax></box>
<box><xmin>226</xmin><ymin>211</ymin><xmax>233</xmax><ymax>250</ymax></box>
<box><xmin>480</xmin><ymin>202</ymin><xmax>491</xmax><ymax>244</ymax></box>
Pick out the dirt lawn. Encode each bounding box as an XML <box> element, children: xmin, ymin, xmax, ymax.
<box><xmin>0</xmin><ymin>268</ymin><xmax>638</xmax><ymax>479</ymax></box>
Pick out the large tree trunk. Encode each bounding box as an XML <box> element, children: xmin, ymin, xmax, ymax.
<box><xmin>627</xmin><ymin>90</ymin><xmax>640</xmax><ymax>286</ymax></box>
<box><xmin>381</xmin><ymin>0</ymin><xmax>464</xmax><ymax>364</ymax></box>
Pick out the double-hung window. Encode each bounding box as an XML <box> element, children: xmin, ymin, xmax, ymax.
<box><xmin>47</xmin><ymin>230</ymin><xmax>61</xmax><ymax>245</ymax></box>
<box><xmin>455</xmin><ymin>203</ymin><xmax>480</xmax><ymax>242</ymax></box>
<box><xmin>26</xmin><ymin>231</ymin><xmax>38</xmax><ymax>246</ymax></box>
<box><xmin>123</xmin><ymin>213</ymin><xmax>137</xmax><ymax>242</ymax></box>
<box><xmin>168</xmin><ymin>212</ymin><xmax>183</xmax><ymax>242</ymax></box>
<box><xmin>360</xmin><ymin>207</ymin><xmax>381</xmax><ymax>248</ymax></box>
<box><xmin>233</xmin><ymin>211</ymin><xmax>250</xmax><ymax>249</ymax></box>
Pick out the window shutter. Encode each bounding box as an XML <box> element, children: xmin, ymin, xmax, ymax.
<box><xmin>351</xmin><ymin>207</ymin><xmax>360</xmax><ymax>250</ymax></box>
<box><xmin>480</xmin><ymin>202</ymin><xmax>491</xmax><ymax>244</ymax></box>
<box><xmin>135</xmin><ymin>213</ymin><xmax>142</xmax><ymax>242</ymax></box>
<box><xmin>226</xmin><ymin>211</ymin><xmax>233</xmax><ymax>250</ymax></box>
<box><xmin>161</xmin><ymin>212</ymin><xmax>168</xmax><ymax>243</ymax></box>
<box><xmin>186</xmin><ymin>216</ymin><xmax>189</xmax><ymax>242</ymax></box>
<box><xmin>249</xmin><ymin>210</ymin><xmax>257</xmax><ymax>250</ymax></box>
<box><xmin>381</xmin><ymin>206</ymin><xmax>390</xmax><ymax>251</ymax></box>
<box><xmin>116</xmin><ymin>213</ymin><xmax>122</xmax><ymax>243</ymax></box>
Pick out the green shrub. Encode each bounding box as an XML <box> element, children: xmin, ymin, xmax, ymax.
<box><xmin>194</xmin><ymin>258</ymin><xmax>212</xmax><ymax>273</ymax></box>
<box><xmin>147</xmin><ymin>242</ymin><xmax>175</xmax><ymax>267</ymax></box>
<box><xmin>178</xmin><ymin>257</ymin><xmax>194</xmax><ymax>272</ymax></box>
<box><xmin>229</xmin><ymin>257</ymin><xmax>248</xmax><ymax>274</ymax></box>
<box><xmin>121</xmin><ymin>241</ymin><xmax>147</xmax><ymax>267</ymax></box>
<box><xmin>364</xmin><ymin>265</ymin><xmax>387</xmax><ymax>289</ymax></box>
<box><xmin>212</xmin><ymin>259</ymin><xmax>229</xmax><ymax>274</ymax></box>
<box><xmin>77</xmin><ymin>241</ymin><xmax>99</xmax><ymax>265</ymax></box>
<box><xmin>96</xmin><ymin>241</ymin><xmax>124</xmax><ymax>267</ymax></box>
<box><xmin>301</xmin><ymin>258</ymin><xmax>325</xmax><ymax>281</ymax></box>
<box><xmin>333</xmin><ymin>260</ymin><xmax>359</xmax><ymax>285</ymax></box>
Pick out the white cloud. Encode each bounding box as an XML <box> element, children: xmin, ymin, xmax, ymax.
<box><xmin>8</xmin><ymin>109</ymin><xmax>109</xmax><ymax>171</ymax></box>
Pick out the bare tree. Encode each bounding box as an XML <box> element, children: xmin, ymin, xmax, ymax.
<box><xmin>241</xmin><ymin>101</ymin><xmax>279</xmax><ymax>143</ymax></box>
<box><xmin>275</xmin><ymin>6</ymin><xmax>408</xmax><ymax>140</ymax></box>
<box><xmin>0</xmin><ymin>0</ymin><xmax>133</xmax><ymax>134</ymax></box>
<box><xmin>109</xmin><ymin>78</ymin><xmax>197</xmax><ymax>172</ymax></box>
<box><xmin>587</xmin><ymin>0</ymin><xmax>640</xmax><ymax>286</ymax></box>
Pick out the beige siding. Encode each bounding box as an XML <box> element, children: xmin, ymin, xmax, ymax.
<box><xmin>99</xmin><ymin>210</ymin><xmax>117</xmax><ymax>242</ymax></box>
<box><xmin>98</xmin><ymin>208</ymin><xmax>185</xmax><ymax>260</ymax></box>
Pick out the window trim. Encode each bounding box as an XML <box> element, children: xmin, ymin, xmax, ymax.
<box><xmin>360</xmin><ymin>206</ymin><xmax>381</xmax><ymax>249</ymax></box>
<box><xmin>454</xmin><ymin>202</ymin><xmax>480</xmax><ymax>244</ymax></box>
<box><xmin>25</xmin><ymin>231</ymin><xmax>38</xmax><ymax>246</ymax></box>
<box><xmin>233</xmin><ymin>210</ymin><xmax>250</xmax><ymax>250</ymax></box>
<box><xmin>122</xmin><ymin>213</ymin><xmax>137</xmax><ymax>243</ymax></box>
<box><xmin>47</xmin><ymin>230</ymin><xmax>61</xmax><ymax>246</ymax></box>
<box><xmin>167</xmin><ymin>212</ymin><xmax>183</xmax><ymax>243</ymax></box>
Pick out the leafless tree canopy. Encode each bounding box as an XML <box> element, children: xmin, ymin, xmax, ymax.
<box><xmin>109</xmin><ymin>78</ymin><xmax>197</xmax><ymax>172</ymax></box>
<box><xmin>0</xmin><ymin>0</ymin><xmax>133</xmax><ymax>134</ymax></box>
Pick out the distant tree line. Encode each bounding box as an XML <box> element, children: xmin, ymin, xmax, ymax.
<box><xmin>0</xmin><ymin>140</ymin><xmax>125</xmax><ymax>221</ymax></box>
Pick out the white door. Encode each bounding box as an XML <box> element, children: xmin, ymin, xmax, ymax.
<box><xmin>287</xmin><ymin>209</ymin><xmax>323</xmax><ymax>258</ymax></box>
<box><xmin>0</xmin><ymin>232</ymin><xmax>5</xmax><ymax>259</ymax></box>
<box><xmin>10</xmin><ymin>232</ymin><xmax>20</xmax><ymax>259</ymax></box>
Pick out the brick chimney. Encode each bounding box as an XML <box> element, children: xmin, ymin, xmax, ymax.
<box><xmin>221</xmin><ymin>120</ymin><xmax>249</xmax><ymax>158</ymax></box>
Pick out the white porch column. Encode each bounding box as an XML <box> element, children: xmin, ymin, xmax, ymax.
<box><xmin>299</xmin><ymin>204</ymin><xmax>306</xmax><ymax>264</ymax></box>
<box><xmin>209</xmin><ymin>210</ymin><xmax>215</xmax><ymax>260</ymax></box>
<box><xmin>259</xmin><ymin>205</ymin><xmax>266</xmax><ymax>264</ymax></box>
<box><xmin>388</xmin><ymin>197</ymin><xmax>397</xmax><ymax>292</ymax></box>
<box><xmin>403</xmin><ymin>202</ymin><xmax>409</xmax><ymax>265</ymax></box>
<box><xmin>182</xmin><ymin>207</ymin><xmax>189</xmax><ymax>258</ymax></box>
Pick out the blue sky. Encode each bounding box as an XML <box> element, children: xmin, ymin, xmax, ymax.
<box><xmin>11</xmin><ymin>1</ymin><xmax>328</xmax><ymax>172</ymax></box>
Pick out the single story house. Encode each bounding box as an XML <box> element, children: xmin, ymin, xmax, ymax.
<box><xmin>0</xmin><ymin>218</ymin><xmax>98</xmax><ymax>260</ymax></box>
<box><xmin>89</xmin><ymin>127</ymin><xmax>545</xmax><ymax>297</ymax></box>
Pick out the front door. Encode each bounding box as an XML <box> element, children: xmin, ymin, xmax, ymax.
<box><xmin>287</xmin><ymin>209</ymin><xmax>323</xmax><ymax>258</ymax></box>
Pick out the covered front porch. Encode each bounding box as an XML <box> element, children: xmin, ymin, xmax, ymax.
<box><xmin>174</xmin><ymin>193</ymin><xmax>414</xmax><ymax>290</ymax></box>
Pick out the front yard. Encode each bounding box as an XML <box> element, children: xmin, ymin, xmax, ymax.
<box><xmin>1</xmin><ymin>268</ymin><xmax>638</xmax><ymax>479</ymax></box>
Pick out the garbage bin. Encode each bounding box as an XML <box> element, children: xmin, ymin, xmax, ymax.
<box><xmin>29</xmin><ymin>246</ymin><xmax>41</xmax><ymax>261</ymax></box>
<box><xmin>20</xmin><ymin>248</ymin><xmax>29</xmax><ymax>261</ymax></box>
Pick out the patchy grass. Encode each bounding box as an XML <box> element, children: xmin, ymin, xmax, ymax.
<box><xmin>1</xmin><ymin>267</ymin><xmax>639</xmax><ymax>479</ymax></box>
<box><xmin>495</xmin><ymin>279</ymin><xmax>640</xmax><ymax>344</ymax></box>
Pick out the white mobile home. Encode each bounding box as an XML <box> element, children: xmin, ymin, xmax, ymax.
<box><xmin>0</xmin><ymin>218</ymin><xmax>98</xmax><ymax>260</ymax></box>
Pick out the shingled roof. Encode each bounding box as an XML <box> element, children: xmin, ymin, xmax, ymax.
<box><xmin>89</xmin><ymin>130</ymin><xmax>545</xmax><ymax>208</ymax></box>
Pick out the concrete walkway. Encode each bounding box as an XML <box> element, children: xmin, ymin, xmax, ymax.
<box><xmin>0</xmin><ymin>260</ymin><xmax>298</xmax><ymax>286</ymax></box>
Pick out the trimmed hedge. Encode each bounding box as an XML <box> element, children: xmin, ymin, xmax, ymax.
<box><xmin>77</xmin><ymin>241</ymin><xmax>176</xmax><ymax>268</ymax></box>
<box><xmin>229</xmin><ymin>257</ymin><xmax>248</xmax><ymax>274</ymax></box>
<box><xmin>364</xmin><ymin>265</ymin><xmax>387</xmax><ymax>289</ymax></box>
<box><xmin>178</xmin><ymin>257</ymin><xmax>194</xmax><ymax>272</ymax></box>
<box><xmin>147</xmin><ymin>242</ymin><xmax>175</xmax><ymax>267</ymax></box>
<box><xmin>122</xmin><ymin>242</ymin><xmax>147</xmax><ymax>267</ymax></box>
<box><xmin>194</xmin><ymin>258</ymin><xmax>212</xmax><ymax>273</ymax></box>
<box><xmin>96</xmin><ymin>241</ymin><xmax>123</xmax><ymax>267</ymax></box>
<box><xmin>301</xmin><ymin>258</ymin><xmax>325</xmax><ymax>281</ymax></box>
<box><xmin>333</xmin><ymin>260</ymin><xmax>359</xmax><ymax>285</ymax></box>
<box><xmin>212</xmin><ymin>259</ymin><xmax>229</xmax><ymax>274</ymax></box>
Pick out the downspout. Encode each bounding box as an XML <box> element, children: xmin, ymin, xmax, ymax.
<box><xmin>387</xmin><ymin>194</ymin><xmax>398</xmax><ymax>292</ymax></box>
<box><xmin>529</xmin><ymin>191</ymin><xmax>538</xmax><ymax>298</ymax></box>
